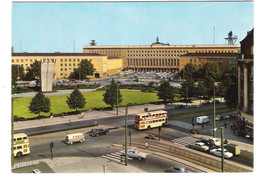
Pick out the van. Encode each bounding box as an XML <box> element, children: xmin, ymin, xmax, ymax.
<box><xmin>65</xmin><ymin>133</ymin><xmax>85</xmax><ymax>144</ymax></box>
<box><xmin>196</xmin><ymin>116</ymin><xmax>209</xmax><ymax>124</ymax></box>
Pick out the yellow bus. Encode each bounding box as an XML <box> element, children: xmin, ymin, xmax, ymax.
<box><xmin>135</xmin><ymin>110</ymin><xmax>168</xmax><ymax>130</ymax></box>
<box><xmin>13</xmin><ymin>133</ymin><xmax>30</xmax><ymax>157</ymax></box>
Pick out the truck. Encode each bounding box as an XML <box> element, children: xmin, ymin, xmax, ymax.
<box><xmin>225</xmin><ymin>144</ymin><xmax>241</xmax><ymax>156</ymax></box>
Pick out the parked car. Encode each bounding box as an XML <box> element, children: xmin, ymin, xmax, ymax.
<box><xmin>196</xmin><ymin>139</ymin><xmax>215</xmax><ymax>149</ymax></box>
<box><xmin>121</xmin><ymin>149</ymin><xmax>147</xmax><ymax>160</ymax></box>
<box><xmin>89</xmin><ymin>128</ymin><xmax>109</xmax><ymax>137</ymax></box>
<box><xmin>65</xmin><ymin>133</ymin><xmax>85</xmax><ymax>145</ymax></box>
<box><xmin>225</xmin><ymin>115</ymin><xmax>231</xmax><ymax>119</ymax></box>
<box><xmin>211</xmin><ymin>100</ymin><xmax>221</xmax><ymax>104</ymax></box>
<box><xmin>215</xmin><ymin>115</ymin><xmax>221</xmax><ymax>121</ymax></box>
<box><xmin>210</xmin><ymin>148</ymin><xmax>233</xmax><ymax>158</ymax></box>
<box><xmin>187</xmin><ymin>142</ymin><xmax>209</xmax><ymax>152</ymax></box>
<box><xmin>202</xmin><ymin>101</ymin><xmax>210</xmax><ymax>105</ymax></box>
<box><xmin>208</xmin><ymin>138</ymin><xmax>221</xmax><ymax>147</ymax></box>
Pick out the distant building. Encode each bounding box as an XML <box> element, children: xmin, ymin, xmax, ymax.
<box><xmin>83</xmin><ymin>37</ymin><xmax>240</xmax><ymax>73</ymax></box>
<box><xmin>11</xmin><ymin>52</ymin><xmax>123</xmax><ymax>79</ymax></box>
<box><xmin>237</xmin><ymin>28</ymin><xmax>254</xmax><ymax>138</ymax></box>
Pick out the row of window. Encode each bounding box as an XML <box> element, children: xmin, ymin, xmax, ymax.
<box><xmin>195</xmin><ymin>50</ymin><xmax>234</xmax><ymax>53</ymax></box>
<box><xmin>127</xmin><ymin>54</ymin><xmax>183</xmax><ymax>57</ymax></box>
<box><xmin>12</xmin><ymin>58</ymin><xmax>90</xmax><ymax>63</ymax></box>
<box><xmin>128</xmin><ymin>59</ymin><xmax>179</xmax><ymax>67</ymax></box>
<box><xmin>141</xmin><ymin>112</ymin><xmax>167</xmax><ymax>118</ymax></box>
<box><xmin>145</xmin><ymin>119</ymin><xmax>166</xmax><ymax>124</ymax></box>
<box><xmin>128</xmin><ymin>50</ymin><xmax>188</xmax><ymax>54</ymax></box>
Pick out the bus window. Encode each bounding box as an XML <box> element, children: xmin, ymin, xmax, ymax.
<box><xmin>23</xmin><ymin>137</ymin><xmax>27</xmax><ymax>140</ymax></box>
<box><xmin>156</xmin><ymin>114</ymin><xmax>158</xmax><ymax>116</ymax></box>
<box><xmin>17</xmin><ymin>138</ymin><xmax>22</xmax><ymax>141</ymax></box>
<box><xmin>17</xmin><ymin>146</ymin><xmax>22</xmax><ymax>149</ymax></box>
<box><xmin>142</xmin><ymin>116</ymin><xmax>145</xmax><ymax>118</ymax></box>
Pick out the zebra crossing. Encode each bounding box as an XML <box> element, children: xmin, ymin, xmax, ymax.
<box><xmin>100</xmin><ymin>150</ymin><xmax>132</xmax><ymax>163</ymax></box>
<box><xmin>171</xmin><ymin>136</ymin><xmax>200</xmax><ymax>146</ymax></box>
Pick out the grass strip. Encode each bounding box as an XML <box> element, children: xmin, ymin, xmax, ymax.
<box><xmin>169</xmin><ymin>107</ymin><xmax>235</xmax><ymax>120</ymax></box>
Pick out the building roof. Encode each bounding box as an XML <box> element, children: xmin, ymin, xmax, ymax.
<box><xmin>83</xmin><ymin>44</ymin><xmax>240</xmax><ymax>49</ymax></box>
<box><xmin>12</xmin><ymin>52</ymin><xmax>103</xmax><ymax>57</ymax></box>
<box><xmin>181</xmin><ymin>52</ymin><xmax>238</xmax><ymax>58</ymax></box>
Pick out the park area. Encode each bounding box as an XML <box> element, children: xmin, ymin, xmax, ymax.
<box><xmin>13</xmin><ymin>90</ymin><xmax>162</xmax><ymax>119</ymax></box>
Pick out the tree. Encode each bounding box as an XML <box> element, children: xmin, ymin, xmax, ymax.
<box><xmin>179</xmin><ymin>63</ymin><xmax>196</xmax><ymax>79</ymax></box>
<box><xmin>196</xmin><ymin>80</ymin><xmax>207</xmax><ymax>104</ymax></box>
<box><xmin>66</xmin><ymin>87</ymin><xmax>86</xmax><ymax>111</ymax></box>
<box><xmin>69</xmin><ymin>59</ymin><xmax>95</xmax><ymax>80</ymax></box>
<box><xmin>29</xmin><ymin>92</ymin><xmax>51</xmax><ymax>117</ymax></box>
<box><xmin>201</xmin><ymin>62</ymin><xmax>222</xmax><ymax>98</ymax></box>
<box><xmin>157</xmin><ymin>80</ymin><xmax>176</xmax><ymax>104</ymax></box>
<box><xmin>12</xmin><ymin>65</ymin><xmax>25</xmax><ymax>86</ymax></box>
<box><xmin>180</xmin><ymin>77</ymin><xmax>196</xmax><ymax>101</ymax></box>
<box><xmin>220</xmin><ymin>66</ymin><xmax>238</xmax><ymax>110</ymax></box>
<box><xmin>103</xmin><ymin>79</ymin><xmax>122</xmax><ymax>108</ymax></box>
<box><xmin>24</xmin><ymin>60</ymin><xmax>41</xmax><ymax>84</ymax></box>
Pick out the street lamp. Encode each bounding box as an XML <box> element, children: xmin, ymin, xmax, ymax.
<box><xmin>213</xmin><ymin>88</ymin><xmax>216</xmax><ymax>138</ymax></box>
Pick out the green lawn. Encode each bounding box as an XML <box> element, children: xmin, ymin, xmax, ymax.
<box><xmin>13</xmin><ymin>90</ymin><xmax>160</xmax><ymax>119</ymax></box>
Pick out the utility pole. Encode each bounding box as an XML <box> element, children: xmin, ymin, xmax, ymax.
<box><xmin>11</xmin><ymin>98</ymin><xmax>14</xmax><ymax>167</ymax></box>
<box><xmin>213</xmin><ymin>88</ymin><xmax>216</xmax><ymax>138</ymax></box>
<box><xmin>79</xmin><ymin>64</ymin><xmax>81</xmax><ymax>80</ymax></box>
<box><xmin>116</xmin><ymin>81</ymin><xmax>119</xmax><ymax>115</ymax></box>
<box><xmin>129</xmin><ymin>131</ymin><xmax>132</xmax><ymax>147</ymax></box>
<box><xmin>125</xmin><ymin>105</ymin><xmax>128</xmax><ymax>166</ymax></box>
<box><xmin>221</xmin><ymin>127</ymin><xmax>224</xmax><ymax>172</ymax></box>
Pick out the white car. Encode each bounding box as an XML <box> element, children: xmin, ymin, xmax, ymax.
<box><xmin>208</xmin><ymin>138</ymin><xmax>221</xmax><ymax>147</ymax></box>
<box><xmin>189</xmin><ymin>142</ymin><xmax>209</xmax><ymax>152</ymax></box>
<box><xmin>122</xmin><ymin>149</ymin><xmax>147</xmax><ymax>160</ymax></box>
<box><xmin>210</xmin><ymin>148</ymin><xmax>233</xmax><ymax>158</ymax></box>
<box><xmin>215</xmin><ymin>115</ymin><xmax>221</xmax><ymax>121</ymax></box>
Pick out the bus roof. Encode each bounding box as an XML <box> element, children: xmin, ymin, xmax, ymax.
<box><xmin>14</xmin><ymin>133</ymin><xmax>28</xmax><ymax>138</ymax></box>
<box><xmin>136</xmin><ymin>110</ymin><xmax>167</xmax><ymax>116</ymax></box>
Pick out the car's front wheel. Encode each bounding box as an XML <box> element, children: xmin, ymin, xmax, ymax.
<box><xmin>138</xmin><ymin>157</ymin><xmax>142</xmax><ymax>160</ymax></box>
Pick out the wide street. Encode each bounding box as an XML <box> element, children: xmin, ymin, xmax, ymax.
<box><xmin>13</xmin><ymin>101</ymin><xmax>253</xmax><ymax>173</ymax></box>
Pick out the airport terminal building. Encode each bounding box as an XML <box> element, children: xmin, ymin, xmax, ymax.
<box><xmin>83</xmin><ymin>38</ymin><xmax>240</xmax><ymax>73</ymax></box>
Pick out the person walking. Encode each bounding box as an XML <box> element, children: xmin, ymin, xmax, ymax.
<box><xmin>145</xmin><ymin>141</ymin><xmax>148</xmax><ymax>150</ymax></box>
<box><xmin>224</xmin><ymin>122</ymin><xmax>227</xmax><ymax>128</ymax></box>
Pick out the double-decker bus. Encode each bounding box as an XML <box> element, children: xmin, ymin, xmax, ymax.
<box><xmin>135</xmin><ymin>110</ymin><xmax>168</xmax><ymax>130</ymax></box>
<box><xmin>13</xmin><ymin>133</ymin><xmax>30</xmax><ymax>157</ymax></box>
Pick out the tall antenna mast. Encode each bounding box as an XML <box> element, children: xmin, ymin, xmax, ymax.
<box><xmin>224</xmin><ymin>31</ymin><xmax>238</xmax><ymax>45</ymax></box>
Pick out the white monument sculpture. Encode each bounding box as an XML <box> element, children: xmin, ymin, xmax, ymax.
<box><xmin>41</xmin><ymin>58</ymin><xmax>56</xmax><ymax>92</ymax></box>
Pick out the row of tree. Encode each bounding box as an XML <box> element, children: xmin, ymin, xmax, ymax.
<box><xmin>178</xmin><ymin>62</ymin><xmax>238</xmax><ymax>109</ymax></box>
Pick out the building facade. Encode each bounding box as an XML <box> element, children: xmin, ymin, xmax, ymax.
<box><xmin>83</xmin><ymin>38</ymin><xmax>240</xmax><ymax>73</ymax></box>
<box><xmin>237</xmin><ymin>29</ymin><xmax>254</xmax><ymax>138</ymax></box>
<box><xmin>11</xmin><ymin>52</ymin><xmax>123</xmax><ymax>79</ymax></box>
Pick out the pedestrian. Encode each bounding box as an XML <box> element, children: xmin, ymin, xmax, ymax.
<box><xmin>145</xmin><ymin>141</ymin><xmax>148</xmax><ymax>150</ymax></box>
<box><xmin>224</xmin><ymin>123</ymin><xmax>227</xmax><ymax>128</ymax></box>
<box><xmin>68</xmin><ymin>119</ymin><xmax>71</xmax><ymax>125</ymax></box>
<box><xmin>120</xmin><ymin>156</ymin><xmax>123</xmax><ymax>163</ymax></box>
<box><xmin>95</xmin><ymin>120</ymin><xmax>97</xmax><ymax>125</ymax></box>
<box><xmin>224</xmin><ymin>139</ymin><xmax>228</xmax><ymax>144</ymax></box>
<box><xmin>230</xmin><ymin>123</ymin><xmax>233</xmax><ymax>130</ymax></box>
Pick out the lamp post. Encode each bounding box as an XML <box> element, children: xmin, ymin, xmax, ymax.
<box><xmin>125</xmin><ymin>105</ymin><xmax>128</xmax><ymax>166</ymax></box>
<box><xmin>213</xmin><ymin>88</ymin><xmax>216</xmax><ymax>138</ymax></box>
<box><xmin>116</xmin><ymin>80</ymin><xmax>119</xmax><ymax>115</ymax></box>
<box><xmin>221</xmin><ymin>127</ymin><xmax>224</xmax><ymax>172</ymax></box>
<box><xmin>11</xmin><ymin>97</ymin><xmax>14</xmax><ymax>167</ymax></box>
